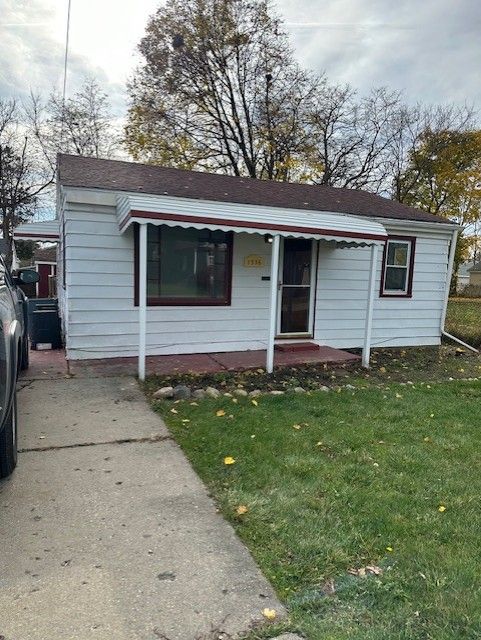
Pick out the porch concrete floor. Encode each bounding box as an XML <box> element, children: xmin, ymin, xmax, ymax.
<box><xmin>26</xmin><ymin>345</ymin><xmax>360</xmax><ymax>379</ymax></box>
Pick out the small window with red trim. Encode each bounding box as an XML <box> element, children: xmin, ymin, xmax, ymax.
<box><xmin>380</xmin><ymin>236</ymin><xmax>416</xmax><ymax>297</ymax></box>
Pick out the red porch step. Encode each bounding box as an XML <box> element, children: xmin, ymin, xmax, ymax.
<box><xmin>275</xmin><ymin>342</ymin><xmax>320</xmax><ymax>353</ymax></box>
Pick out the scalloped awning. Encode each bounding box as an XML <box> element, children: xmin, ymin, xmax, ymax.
<box><xmin>117</xmin><ymin>193</ymin><xmax>387</xmax><ymax>246</ymax></box>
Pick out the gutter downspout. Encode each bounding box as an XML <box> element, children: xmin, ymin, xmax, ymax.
<box><xmin>440</xmin><ymin>228</ymin><xmax>479</xmax><ymax>353</ymax></box>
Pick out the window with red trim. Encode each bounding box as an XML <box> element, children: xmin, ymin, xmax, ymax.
<box><xmin>135</xmin><ymin>225</ymin><xmax>233</xmax><ymax>306</ymax></box>
<box><xmin>380</xmin><ymin>236</ymin><xmax>416</xmax><ymax>297</ymax></box>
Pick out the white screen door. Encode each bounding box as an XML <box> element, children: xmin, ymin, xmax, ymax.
<box><xmin>277</xmin><ymin>238</ymin><xmax>316</xmax><ymax>336</ymax></box>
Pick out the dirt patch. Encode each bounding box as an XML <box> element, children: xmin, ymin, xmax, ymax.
<box><xmin>143</xmin><ymin>345</ymin><xmax>481</xmax><ymax>398</ymax></box>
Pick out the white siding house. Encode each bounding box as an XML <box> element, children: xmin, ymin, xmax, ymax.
<box><xmin>14</xmin><ymin>155</ymin><xmax>458</xmax><ymax>376</ymax></box>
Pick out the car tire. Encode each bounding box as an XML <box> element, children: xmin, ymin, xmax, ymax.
<box><xmin>20</xmin><ymin>334</ymin><xmax>29</xmax><ymax>371</ymax></box>
<box><xmin>0</xmin><ymin>393</ymin><xmax>18</xmax><ymax>479</ymax></box>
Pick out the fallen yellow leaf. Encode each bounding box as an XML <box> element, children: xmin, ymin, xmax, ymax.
<box><xmin>216</xmin><ymin>409</ymin><xmax>226</xmax><ymax>417</ymax></box>
<box><xmin>292</xmin><ymin>424</ymin><xmax>302</xmax><ymax>430</ymax></box>
<box><xmin>181</xmin><ymin>419</ymin><xmax>190</xmax><ymax>423</ymax></box>
<box><xmin>223</xmin><ymin>456</ymin><xmax>236</xmax><ymax>465</ymax></box>
<box><xmin>170</xmin><ymin>408</ymin><xmax>178</xmax><ymax>414</ymax></box>
<box><xmin>261</xmin><ymin>608</ymin><xmax>276</xmax><ymax>621</ymax></box>
<box><xmin>236</xmin><ymin>505</ymin><xmax>248</xmax><ymax>515</ymax></box>
<box><xmin>386</xmin><ymin>546</ymin><xmax>393</xmax><ymax>552</ymax></box>
<box><xmin>251</xmin><ymin>399</ymin><xmax>258</xmax><ymax>406</ymax></box>
<box><xmin>348</xmin><ymin>565</ymin><xmax>383</xmax><ymax>577</ymax></box>
<box><xmin>395</xmin><ymin>393</ymin><xmax>402</xmax><ymax>399</ymax></box>
<box><xmin>438</xmin><ymin>505</ymin><xmax>446</xmax><ymax>512</ymax></box>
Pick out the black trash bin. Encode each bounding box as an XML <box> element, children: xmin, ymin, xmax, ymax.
<box><xmin>27</xmin><ymin>298</ymin><xmax>58</xmax><ymax>335</ymax></box>
<box><xmin>30</xmin><ymin>301</ymin><xmax>62</xmax><ymax>350</ymax></box>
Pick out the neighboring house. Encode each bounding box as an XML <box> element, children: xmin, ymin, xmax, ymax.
<box><xmin>457</xmin><ymin>261</ymin><xmax>474</xmax><ymax>292</ymax></box>
<box><xmin>32</xmin><ymin>247</ymin><xmax>57</xmax><ymax>298</ymax></box>
<box><xmin>468</xmin><ymin>262</ymin><xmax>481</xmax><ymax>287</ymax></box>
<box><xmin>14</xmin><ymin>154</ymin><xmax>458</xmax><ymax>378</ymax></box>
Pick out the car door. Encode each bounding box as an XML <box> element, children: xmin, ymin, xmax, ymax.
<box><xmin>0</xmin><ymin>259</ymin><xmax>9</xmax><ymax>428</ymax></box>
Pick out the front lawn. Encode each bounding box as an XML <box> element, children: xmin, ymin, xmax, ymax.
<box><xmin>153</xmin><ymin>380</ymin><xmax>481</xmax><ymax>639</ymax></box>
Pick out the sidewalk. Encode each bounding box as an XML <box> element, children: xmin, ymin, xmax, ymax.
<box><xmin>0</xmin><ymin>370</ymin><xmax>283</xmax><ymax>639</ymax></box>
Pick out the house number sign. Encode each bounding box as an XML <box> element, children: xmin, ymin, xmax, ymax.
<box><xmin>244</xmin><ymin>254</ymin><xmax>265</xmax><ymax>268</ymax></box>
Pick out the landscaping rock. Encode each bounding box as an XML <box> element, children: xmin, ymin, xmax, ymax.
<box><xmin>272</xmin><ymin>634</ymin><xmax>305</xmax><ymax>640</ymax></box>
<box><xmin>234</xmin><ymin>388</ymin><xmax>248</xmax><ymax>397</ymax></box>
<box><xmin>293</xmin><ymin>387</ymin><xmax>306</xmax><ymax>393</ymax></box>
<box><xmin>224</xmin><ymin>392</ymin><xmax>233</xmax><ymax>397</ymax></box>
<box><xmin>173</xmin><ymin>385</ymin><xmax>191</xmax><ymax>400</ymax></box>
<box><xmin>270</xmin><ymin>390</ymin><xmax>285</xmax><ymax>396</ymax></box>
<box><xmin>249</xmin><ymin>389</ymin><xmax>262</xmax><ymax>397</ymax></box>
<box><xmin>205</xmin><ymin>387</ymin><xmax>221</xmax><ymax>399</ymax></box>
<box><xmin>344</xmin><ymin>384</ymin><xmax>355</xmax><ymax>390</ymax></box>
<box><xmin>153</xmin><ymin>386</ymin><xmax>174</xmax><ymax>399</ymax></box>
<box><xmin>192</xmin><ymin>389</ymin><xmax>206</xmax><ymax>400</ymax></box>
<box><xmin>319</xmin><ymin>385</ymin><xmax>330</xmax><ymax>392</ymax></box>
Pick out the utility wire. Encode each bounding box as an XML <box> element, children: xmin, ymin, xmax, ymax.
<box><xmin>60</xmin><ymin>0</ymin><xmax>72</xmax><ymax>148</ymax></box>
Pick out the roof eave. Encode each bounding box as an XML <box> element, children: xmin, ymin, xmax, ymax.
<box><xmin>371</xmin><ymin>215</ymin><xmax>459</xmax><ymax>233</ymax></box>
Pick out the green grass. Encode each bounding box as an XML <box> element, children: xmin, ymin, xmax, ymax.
<box><xmin>154</xmin><ymin>381</ymin><xmax>481</xmax><ymax>639</ymax></box>
<box><xmin>446</xmin><ymin>298</ymin><xmax>481</xmax><ymax>347</ymax></box>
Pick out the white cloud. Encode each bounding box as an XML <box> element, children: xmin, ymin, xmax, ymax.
<box><xmin>277</xmin><ymin>0</ymin><xmax>481</xmax><ymax>107</ymax></box>
<box><xmin>1</xmin><ymin>0</ymin><xmax>479</xmax><ymax>119</ymax></box>
<box><xmin>0</xmin><ymin>0</ymin><xmax>159</xmax><ymax>115</ymax></box>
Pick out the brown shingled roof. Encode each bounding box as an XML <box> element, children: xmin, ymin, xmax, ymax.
<box><xmin>57</xmin><ymin>154</ymin><xmax>451</xmax><ymax>226</ymax></box>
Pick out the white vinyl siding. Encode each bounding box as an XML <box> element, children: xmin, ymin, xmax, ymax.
<box><xmin>313</xmin><ymin>232</ymin><xmax>450</xmax><ymax>349</ymax></box>
<box><xmin>62</xmin><ymin>194</ymin><xmax>272</xmax><ymax>359</ymax></box>
<box><xmin>60</xmin><ymin>187</ymin><xmax>453</xmax><ymax>359</ymax></box>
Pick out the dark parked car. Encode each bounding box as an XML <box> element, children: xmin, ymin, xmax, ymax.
<box><xmin>0</xmin><ymin>260</ymin><xmax>39</xmax><ymax>478</ymax></box>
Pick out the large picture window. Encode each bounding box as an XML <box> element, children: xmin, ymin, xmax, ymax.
<box><xmin>380</xmin><ymin>236</ymin><xmax>416</xmax><ymax>297</ymax></box>
<box><xmin>135</xmin><ymin>225</ymin><xmax>233</xmax><ymax>306</ymax></box>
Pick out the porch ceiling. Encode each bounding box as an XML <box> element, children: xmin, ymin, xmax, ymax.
<box><xmin>117</xmin><ymin>193</ymin><xmax>387</xmax><ymax>246</ymax></box>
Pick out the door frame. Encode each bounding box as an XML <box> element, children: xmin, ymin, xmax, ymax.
<box><xmin>276</xmin><ymin>238</ymin><xmax>318</xmax><ymax>338</ymax></box>
<box><xmin>35</xmin><ymin>261</ymin><xmax>56</xmax><ymax>299</ymax></box>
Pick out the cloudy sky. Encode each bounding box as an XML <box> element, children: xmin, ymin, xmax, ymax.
<box><xmin>1</xmin><ymin>0</ymin><xmax>480</xmax><ymax>119</ymax></box>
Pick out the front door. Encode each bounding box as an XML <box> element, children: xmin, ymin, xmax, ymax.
<box><xmin>278</xmin><ymin>238</ymin><xmax>316</xmax><ymax>336</ymax></box>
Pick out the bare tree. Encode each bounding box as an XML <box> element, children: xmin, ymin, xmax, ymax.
<box><xmin>27</xmin><ymin>78</ymin><xmax>119</xmax><ymax>171</ymax></box>
<box><xmin>386</xmin><ymin>102</ymin><xmax>475</xmax><ymax>203</ymax></box>
<box><xmin>0</xmin><ymin>99</ymin><xmax>53</xmax><ymax>257</ymax></box>
<box><xmin>306</xmin><ymin>85</ymin><xmax>402</xmax><ymax>192</ymax></box>
<box><xmin>125</xmin><ymin>0</ymin><xmax>314</xmax><ymax>180</ymax></box>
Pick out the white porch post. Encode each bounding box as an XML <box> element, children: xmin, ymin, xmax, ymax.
<box><xmin>362</xmin><ymin>243</ymin><xmax>379</xmax><ymax>368</ymax></box>
<box><xmin>138</xmin><ymin>223</ymin><xmax>147</xmax><ymax>380</ymax></box>
<box><xmin>267</xmin><ymin>234</ymin><xmax>281</xmax><ymax>374</ymax></box>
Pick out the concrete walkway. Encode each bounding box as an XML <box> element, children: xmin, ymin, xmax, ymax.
<box><xmin>0</xmin><ymin>370</ymin><xmax>283</xmax><ymax>639</ymax></box>
<box><xmin>24</xmin><ymin>346</ymin><xmax>358</xmax><ymax>380</ymax></box>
